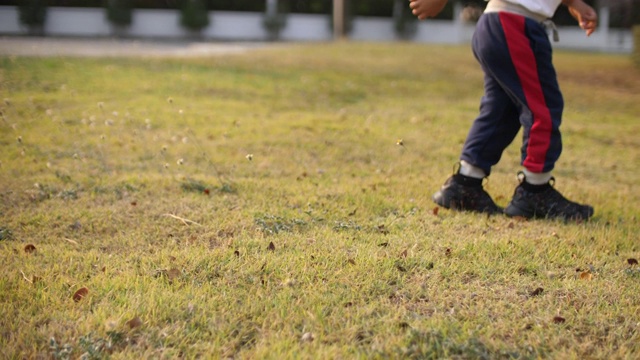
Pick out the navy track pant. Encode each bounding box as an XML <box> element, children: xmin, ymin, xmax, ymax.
<box><xmin>460</xmin><ymin>12</ymin><xmax>563</xmax><ymax>175</ymax></box>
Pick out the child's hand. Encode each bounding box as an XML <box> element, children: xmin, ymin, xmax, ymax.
<box><xmin>564</xmin><ymin>0</ymin><xmax>598</xmax><ymax>36</ymax></box>
<box><xmin>409</xmin><ymin>0</ymin><xmax>449</xmax><ymax>20</ymax></box>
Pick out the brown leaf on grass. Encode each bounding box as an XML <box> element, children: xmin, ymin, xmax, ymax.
<box><xmin>166</xmin><ymin>268</ymin><xmax>181</xmax><ymax>281</ymax></box>
<box><xmin>377</xmin><ymin>225</ymin><xmax>389</xmax><ymax>235</ymax></box>
<box><xmin>529</xmin><ymin>287</ymin><xmax>544</xmax><ymax>297</ymax></box>
<box><xmin>130</xmin><ymin>201</ymin><xmax>137</xmax><ymax>206</ymax></box>
<box><xmin>347</xmin><ymin>258</ymin><xmax>356</xmax><ymax>265</ymax></box>
<box><xmin>552</xmin><ymin>316</ymin><xmax>566</xmax><ymax>324</ymax></box>
<box><xmin>72</xmin><ymin>287</ymin><xmax>89</xmax><ymax>302</ymax></box>
<box><xmin>628</xmin><ymin>258</ymin><xmax>639</xmax><ymax>266</ymax></box>
<box><xmin>126</xmin><ymin>316</ymin><xmax>143</xmax><ymax>329</ymax></box>
<box><xmin>580</xmin><ymin>271</ymin><xmax>593</xmax><ymax>280</ymax></box>
<box><xmin>203</xmin><ymin>189</ymin><xmax>210</xmax><ymax>195</ymax></box>
<box><xmin>399</xmin><ymin>249</ymin><xmax>408</xmax><ymax>259</ymax></box>
<box><xmin>267</xmin><ymin>242</ymin><xmax>276</xmax><ymax>251</ymax></box>
<box><xmin>432</xmin><ymin>207</ymin><xmax>439</xmax><ymax>216</ymax></box>
<box><xmin>24</xmin><ymin>244</ymin><xmax>36</xmax><ymax>254</ymax></box>
<box><xmin>348</xmin><ymin>208</ymin><xmax>357</xmax><ymax>216</ymax></box>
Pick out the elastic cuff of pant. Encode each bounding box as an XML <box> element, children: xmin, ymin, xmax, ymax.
<box><xmin>522</xmin><ymin>169</ymin><xmax>552</xmax><ymax>185</ymax></box>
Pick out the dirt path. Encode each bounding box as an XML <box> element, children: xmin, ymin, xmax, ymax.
<box><xmin>0</xmin><ymin>37</ymin><xmax>266</xmax><ymax>57</ymax></box>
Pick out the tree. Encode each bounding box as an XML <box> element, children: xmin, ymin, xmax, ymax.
<box><xmin>18</xmin><ymin>0</ymin><xmax>47</xmax><ymax>36</ymax></box>
<box><xmin>105</xmin><ymin>0</ymin><xmax>133</xmax><ymax>37</ymax></box>
<box><xmin>180</xmin><ymin>0</ymin><xmax>210</xmax><ymax>35</ymax></box>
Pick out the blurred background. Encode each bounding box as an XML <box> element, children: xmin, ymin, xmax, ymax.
<box><xmin>0</xmin><ymin>0</ymin><xmax>638</xmax><ymax>52</ymax></box>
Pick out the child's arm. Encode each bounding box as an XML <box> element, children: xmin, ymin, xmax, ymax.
<box><xmin>409</xmin><ymin>0</ymin><xmax>449</xmax><ymax>20</ymax></box>
<box><xmin>562</xmin><ymin>0</ymin><xmax>598</xmax><ymax>36</ymax></box>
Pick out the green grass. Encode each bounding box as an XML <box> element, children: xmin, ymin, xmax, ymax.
<box><xmin>1</xmin><ymin>42</ymin><xmax>640</xmax><ymax>359</ymax></box>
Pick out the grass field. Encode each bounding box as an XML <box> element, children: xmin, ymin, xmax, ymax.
<box><xmin>1</xmin><ymin>42</ymin><xmax>640</xmax><ymax>359</ymax></box>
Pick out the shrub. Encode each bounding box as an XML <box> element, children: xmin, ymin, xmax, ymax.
<box><xmin>105</xmin><ymin>0</ymin><xmax>133</xmax><ymax>27</ymax></box>
<box><xmin>18</xmin><ymin>0</ymin><xmax>47</xmax><ymax>35</ymax></box>
<box><xmin>180</xmin><ymin>0</ymin><xmax>210</xmax><ymax>32</ymax></box>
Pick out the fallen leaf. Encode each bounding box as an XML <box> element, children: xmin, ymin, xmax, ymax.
<box><xmin>126</xmin><ymin>316</ymin><xmax>143</xmax><ymax>329</ymax></box>
<box><xmin>267</xmin><ymin>242</ymin><xmax>275</xmax><ymax>251</ymax></box>
<box><xmin>529</xmin><ymin>287</ymin><xmax>544</xmax><ymax>297</ymax></box>
<box><xmin>24</xmin><ymin>244</ymin><xmax>36</xmax><ymax>254</ymax></box>
<box><xmin>73</xmin><ymin>287</ymin><xmax>89</xmax><ymax>302</ymax></box>
<box><xmin>432</xmin><ymin>207</ymin><xmax>439</xmax><ymax>216</ymax></box>
<box><xmin>347</xmin><ymin>258</ymin><xmax>356</xmax><ymax>265</ymax></box>
<box><xmin>552</xmin><ymin>316</ymin><xmax>566</xmax><ymax>324</ymax></box>
<box><xmin>130</xmin><ymin>201</ymin><xmax>137</xmax><ymax>206</ymax></box>
<box><xmin>580</xmin><ymin>271</ymin><xmax>592</xmax><ymax>280</ymax></box>
<box><xmin>100</xmin><ymin>266</ymin><xmax>106</xmax><ymax>273</ymax></box>
<box><xmin>166</xmin><ymin>268</ymin><xmax>181</xmax><ymax>281</ymax></box>
<box><xmin>399</xmin><ymin>249</ymin><xmax>407</xmax><ymax>259</ymax></box>
<box><xmin>628</xmin><ymin>258</ymin><xmax>638</xmax><ymax>266</ymax></box>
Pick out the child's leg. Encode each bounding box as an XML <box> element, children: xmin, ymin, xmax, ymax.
<box><xmin>460</xmin><ymin>71</ymin><xmax>521</xmax><ymax>175</ymax></box>
<box><xmin>472</xmin><ymin>12</ymin><xmax>563</xmax><ymax>174</ymax></box>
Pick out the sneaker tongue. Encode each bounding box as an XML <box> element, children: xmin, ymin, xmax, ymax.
<box><xmin>453</xmin><ymin>173</ymin><xmax>483</xmax><ymax>187</ymax></box>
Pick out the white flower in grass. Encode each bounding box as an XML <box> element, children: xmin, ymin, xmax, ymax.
<box><xmin>246</xmin><ymin>154</ymin><xmax>254</xmax><ymax>161</ymax></box>
<box><xmin>164</xmin><ymin>163</ymin><xmax>170</xmax><ymax>169</ymax></box>
<box><xmin>177</xmin><ymin>158</ymin><xmax>184</xmax><ymax>165</ymax></box>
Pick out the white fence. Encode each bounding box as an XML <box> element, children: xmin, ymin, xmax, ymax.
<box><xmin>0</xmin><ymin>6</ymin><xmax>633</xmax><ymax>53</ymax></box>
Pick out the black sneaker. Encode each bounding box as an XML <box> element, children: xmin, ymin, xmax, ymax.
<box><xmin>433</xmin><ymin>172</ymin><xmax>502</xmax><ymax>215</ymax></box>
<box><xmin>504</xmin><ymin>172</ymin><xmax>594</xmax><ymax>221</ymax></box>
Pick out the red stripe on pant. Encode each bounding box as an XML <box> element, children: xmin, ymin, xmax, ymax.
<box><xmin>499</xmin><ymin>12</ymin><xmax>552</xmax><ymax>173</ymax></box>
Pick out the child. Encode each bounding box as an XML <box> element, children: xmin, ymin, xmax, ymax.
<box><xmin>410</xmin><ymin>0</ymin><xmax>597</xmax><ymax>220</ymax></box>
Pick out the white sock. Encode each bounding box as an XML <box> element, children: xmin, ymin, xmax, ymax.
<box><xmin>522</xmin><ymin>169</ymin><xmax>552</xmax><ymax>185</ymax></box>
<box><xmin>460</xmin><ymin>160</ymin><xmax>487</xmax><ymax>179</ymax></box>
